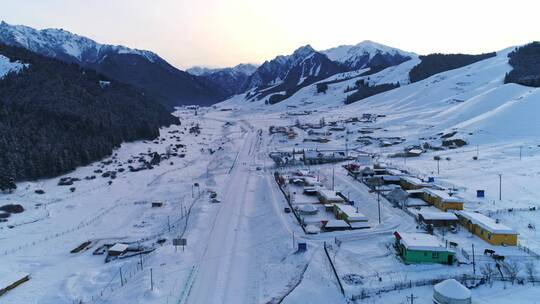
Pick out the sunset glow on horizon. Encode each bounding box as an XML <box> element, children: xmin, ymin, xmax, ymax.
<box><xmin>2</xmin><ymin>0</ymin><xmax>539</xmax><ymax>69</ymax></box>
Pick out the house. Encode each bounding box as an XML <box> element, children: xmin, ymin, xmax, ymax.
<box><xmin>400</xmin><ymin>176</ymin><xmax>431</xmax><ymax>190</ymax></box>
<box><xmin>317</xmin><ymin>189</ymin><xmax>345</xmax><ymax>204</ymax></box>
<box><xmin>422</xmin><ymin>188</ymin><xmax>464</xmax><ymax>211</ymax></box>
<box><xmin>394</xmin><ymin>231</ymin><xmax>455</xmax><ymax>264</ymax></box>
<box><xmin>333</xmin><ymin>204</ymin><xmax>368</xmax><ymax>223</ymax></box>
<box><xmin>322</xmin><ymin>219</ymin><xmax>350</xmax><ymax>231</ymax></box>
<box><xmin>108</xmin><ymin>243</ymin><xmax>129</xmax><ymax>256</ymax></box>
<box><xmin>455</xmin><ymin>211</ymin><xmax>518</xmax><ymax>246</ymax></box>
<box><xmin>417</xmin><ymin>211</ymin><xmax>458</xmax><ymax>227</ymax></box>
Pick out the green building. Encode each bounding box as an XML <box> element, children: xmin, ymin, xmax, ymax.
<box><xmin>394</xmin><ymin>231</ymin><xmax>455</xmax><ymax>265</ymax></box>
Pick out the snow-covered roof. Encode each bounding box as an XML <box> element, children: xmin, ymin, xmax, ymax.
<box><xmin>456</xmin><ymin>211</ymin><xmax>517</xmax><ymax>234</ymax></box>
<box><xmin>423</xmin><ymin>188</ymin><xmax>464</xmax><ymax>203</ymax></box>
<box><xmin>335</xmin><ymin>204</ymin><xmax>368</xmax><ymax>221</ymax></box>
<box><xmin>380</xmin><ymin>175</ymin><xmax>401</xmax><ymax>181</ymax></box>
<box><xmin>304</xmin><ymin>176</ymin><xmax>321</xmax><ymax>186</ymax></box>
<box><xmin>318</xmin><ymin>189</ymin><xmax>344</xmax><ymax>202</ymax></box>
<box><xmin>400</xmin><ymin>176</ymin><xmax>429</xmax><ymax>186</ymax></box>
<box><xmin>324</xmin><ymin>220</ymin><xmax>350</xmax><ymax>228</ymax></box>
<box><xmin>109</xmin><ymin>243</ymin><xmax>129</xmax><ymax>253</ymax></box>
<box><xmin>298</xmin><ymin>204</ymin><xmax>318</xmax><ymax>213</ymax></box>
<box><xmin>418</xmin><ymin>211</ymin><xmax>458</xmax><ymax>221</ymax></box>
<box><xmin>434</xmin><ymin>279</ymin><xmax>471</xmax><ymax>300</ymax></box>
<box><xmin>386</xmin><ymin>168</ymin><xmax>404</xmax><ymax>176</ymax></box>
<box><xmin>396</xmin><ymin>232</ymin><xmax>448</xmax><ymax>252</ymax></box>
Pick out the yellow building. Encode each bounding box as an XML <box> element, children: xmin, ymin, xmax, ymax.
<box><xmin>456</xmin><ymin>211</ymin><xmax>518</xmax><ymax>246</ymax></box>
<box><xmin>422</xmin><ymin>188</ymin><xmax>464</xmax><ymax>211</ymax></box>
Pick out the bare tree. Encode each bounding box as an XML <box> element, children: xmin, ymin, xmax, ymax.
<box><xmin>481</xmin><ymin>263</ymin><xmax>496</xmax><ymax>285</ymax></box>
<box><xmin>502</xmin><ymin>261</ymin><xmax>521</xmax><ymax>285</ymax></box>
<box><xmin>525</xmin><ymin>261</ymin><xmax>537</xmax><ymax>285</ymax></box>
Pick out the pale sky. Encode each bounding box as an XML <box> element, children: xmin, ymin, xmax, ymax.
<box><xmin>1</xmin><ymin>0</ymin><xmax>539</xmax><ymax>69</ymax></box>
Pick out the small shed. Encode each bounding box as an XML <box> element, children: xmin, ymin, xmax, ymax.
<box><xmin>333</xmin><ymin>204</ymin><xmax>368</xmax><ymax>223</ymax></box>
<box><xmin>318</xmin><ymin>189</ymin><xmax>345</xmax><ymax>204</ymax></box>
<box><xmin>108</xmin><ymin>243</ymin><xmax>129</xmax><ymax>256</ymax></box>
<box><xmin>433</xmin><ymin>279</ymin><xmax>471</xmax><ymax>304</ymax></box>
<box><xmin>418</xmin><ymin>211</ymin><xmax>458</xmax><ymax>227</ymax></box>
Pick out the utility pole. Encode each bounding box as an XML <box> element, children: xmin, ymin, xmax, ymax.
<box><xmin>406</xmin><ymin>293</ymin><xmax>418</xmax><ymax>304</ymax></box>
<box><xmin>167</xmin><ymin>216</ymin><xmax>170</xmax><ymax>232</ymax></box>
<box><xmin>150</xmin><ymin>268</ymin><xmax>154</xmax><ymax>291</ymax></box>
<box><xmin>437</xmin><ymin>158</ymin><xmax>440</xmax><ymax>174</ymax></box>
<box><xmin>377</xmin><ymin>186</ymin><xmax>381</xmax><ymax>224</ymax></box>
<box><xmin>332</xmin><ymin>166</ymin><xmax>335</xmax><ymax>191</ymax></box>
<box><xmin>499</xmin><ymin>174</ymin><xmax>502</xmax><ymax>201</ymax></box>
<box><xmin>472</xmin><ymin>244</ymin><xmax>476</xmax><ymax>275</ymax></box>
<box><xmin>119</xmin><ymin>267</ymin><xmax>124</xmax><ymax>287</ymax></box>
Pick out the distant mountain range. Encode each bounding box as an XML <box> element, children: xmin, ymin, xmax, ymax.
<box><xmin>0</xmin><ymin>21</ymin><xmax>224</xmax><ymax>109</ymax></box>
<box><xmin>187</xmin><ymin>63</ymin><xmax>258</xmax><ymax>97</ymax></box>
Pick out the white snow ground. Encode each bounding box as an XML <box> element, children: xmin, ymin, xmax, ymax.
<box><xmin>3</xmin><ymin>43</ymin><xmax>540</xmax><ymax>304</ymax></box>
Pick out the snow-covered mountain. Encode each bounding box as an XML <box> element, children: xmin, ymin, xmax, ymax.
<box><xmin>240</xmin><ymin>45</ymin><xmax>343</xmax><ymax>101</ymax></box>
<box><xmin>186</xmin><ymin>63</ymin><xmax>258</xmax><ymax>97</ymax></box>
<box><xmin>0</xmin><ymin>21</ymin><xmax>224</xmax><ymax>108</ymax></box>
<box><xmin>187</xmin><ymin>63</ymin><xmax>258</xmax><ymax>77</ymax></box>
<box><xmin>236</xmin><ymin>42</ymin><xmax>416</xmax><ymax>103</ymax></box>
<box><xmin>0</xmin><ymin>54</ymin><xmax>27</xmax><ymax>78</ymax></box>
<box><xmin>322</xmin><ymin>40</ymin><xmax>414</xmax><ymax>71</ymax></box>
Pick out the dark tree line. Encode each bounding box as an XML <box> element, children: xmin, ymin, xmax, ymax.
<box><xmin>409</xmin><ymin>52</ymin><xmax>496</xmax><ymax>83</ymax></box>
<box><xmin>344</xmin><ymin>79</ymin><xmax>400</xmax><ymax>104</ymax></box>
<box><xmin>0</xmin><ymin>43</ymin><xmax>177</xmax><ymax>183</ymax></box>
<box><xmin>505</xmin><ymin>42</ymin><xmax>540</xmax><ymax>87</ymax></box>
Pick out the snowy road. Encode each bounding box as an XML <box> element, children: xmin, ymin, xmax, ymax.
<box><xmin>186</xmin><ymin>128</ymin><xmax>260</xmax><ymax>303</ymax></box>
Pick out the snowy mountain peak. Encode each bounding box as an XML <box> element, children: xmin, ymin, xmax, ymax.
<box><xmin>0</xmin><ymin>21</ymin><xmax>159</xmax><ymax>63</ymax></box>
<box><xmin>322</xmin><ymin>40</ymin><xmax>415</xmax><ymax>70</ymax></box>
<box><xmin>292</xmin><ymin>44</ymin><xmax>316</xmax><ymax>58</ymax></box>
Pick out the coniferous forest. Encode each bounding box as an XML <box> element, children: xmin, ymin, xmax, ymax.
<box><xmin>409</xmin><ymin>52</ymin><xmax>496</xmax><ymax>83</ymax></box>
<box><xmin>505</xmin><ymin>42</ymin><xmax>540</xmax><ymax>87</ymax></box>
<box><xmin>0</xmin><ymin>43</ymin><xmax>176</xmax><ymax>186</ymax></box>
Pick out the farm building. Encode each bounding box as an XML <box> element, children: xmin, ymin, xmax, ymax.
<box><xmin>400</xmin><ymin>176</ymin><xmax>431</xmax><ymax>190</ymax></box>
<box><xmin>333</xmin><ymin>204</ymin><xmax>368</xmax><ymax>223</ymax></box>
<box><xmin>394</xmin><ymin>231</ymin><xmax>455</xmax><ymax>264</ymax></box>
<box><xmin>108</xmin><ymin>243</ymin><xmax>129</xmax><ymax>256</ymax></box>
<box><xmin>433</xmin><ymin>279</ymin><xmax>471</xmax><ymax>304</ymax></box>
<box><xmin>322</xmin><ymin>219</ymin><xmax>350</xmax><ymax>231</ymax></box>
<box><xmin>422</xmin><ymin>188</ymin><xmax>464</xmax><ymax>211</ymax></box>
<box><xmin>317</xmin><ymin>189</ymin><xmax>345</xmax><ymax>204</ymax></box>
<box><xmin>455</xmin><ymin>211</ymin><xmax>518</xmax><ymax>246</ymax></box>
<box><xmin>417</xmin><ymin>211</ymin><xmax>458</xmax><ymax>227</ymax></box>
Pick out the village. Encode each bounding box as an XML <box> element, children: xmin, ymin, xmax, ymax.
<box><xmin>2</xmin><ymin>105</ymin><xmax>540</xmax><ymax>304</ymax></box>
